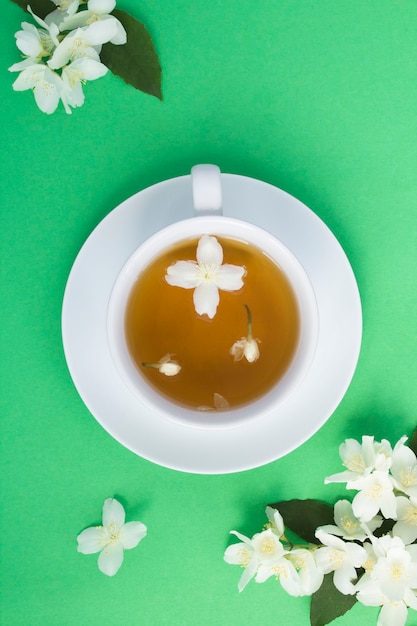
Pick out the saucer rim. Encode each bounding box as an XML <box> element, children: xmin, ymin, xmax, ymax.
<box><xmin>61</xmin><ymin>172</ymin><xmax>362</xmax><ymax>474</ymax></box>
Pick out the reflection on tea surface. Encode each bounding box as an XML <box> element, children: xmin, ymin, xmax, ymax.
<box><xmin>125</xmin><ymin>236</ymin><xmax>299</xmax><ymax>411</ymax></box>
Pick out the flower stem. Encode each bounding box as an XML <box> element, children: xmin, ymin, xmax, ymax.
<box><xmin>244</xmin><ymin>304</ymin><xmax>253</xmax><ymax>340</ymax></box>
<box><xmin>142</xmin><ymin>362</ymin><xmax>160</xmax><ymax>370</ymax></box>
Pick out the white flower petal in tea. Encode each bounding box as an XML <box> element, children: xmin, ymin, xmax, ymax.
<box><xmin>77</xmin><ymin>498</ymin><xmax>147</xmax><ymax>576</ymax></box>
<box><xmin>213</xmin><ymin>393</ymin><xmax>230</xmax><ymax>410</ymax></box>
<box><xmin>230</xmin><ymin>304</ymin><xmax>260</xmax><ymax>363</ymax></box>
<box><xmin>165</xmin><ymin>235</ymin><xmax>246</xmax><ymax>319</ymax></box>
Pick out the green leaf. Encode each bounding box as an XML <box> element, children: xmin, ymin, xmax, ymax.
<box><xmin>100</xmin><ymin>10</ymin><xmax>162</xmax><ymax>100</ymax></box>
<box><xmin>10</xmin><ymin>0</ymin><xmax>51</xmax><ymax>19</ymax></box>
<box><xmin>269</xmin><ymin>500</ymin><xmax>334</xmax><ymax>544</ymax></box>
<box><xmin>310</xmin><ymin>573</ymin><xmax>357</xmax><ymax>626</ymax></box>
<box><xmin>9</xmin><ymin>1</ymin><xmax>163</xmax><ymax>100</ymax></box>
<box><xmin>408</xmin><ymin>426</ymin><xmax>417</xmax><ymax>457</ymax></box>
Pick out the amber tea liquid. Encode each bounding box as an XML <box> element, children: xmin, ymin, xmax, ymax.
<box><xmin>125</xmin><ymin>236</ymin><xmax>300</xmax><ymax>410</ymax></box>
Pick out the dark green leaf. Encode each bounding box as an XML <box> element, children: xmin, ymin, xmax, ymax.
<box><xmin>100</xmin><ymin>9</ymin><xmax>162</xmax><ymax>100</ymax></box>
<box><xmin>408</xmin><ymin>426</ymin><xmax>417</xmax><ymax>457</ymax></box>
<box><xmin>373</xmin><ymin>516</ymin><xmax>395</xmax><ymax>537</ymax></box>
<box><xmin>269</xmin><ymin>500</ymin><xmax>334</xmax><ymax>544</ymax></box>
<box><xmin>10</xmin><ymin>0</ymin><xmax>51</xmax><ymax>19</ymax></box>
<box><xmin>310</xmin><ymin>573</ymin><xmax>357</xmax><ymax>626</ymax></box>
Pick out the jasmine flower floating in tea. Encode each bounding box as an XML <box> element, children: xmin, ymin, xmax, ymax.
<box><xmin>165</xmin><ymin>234</ymin><xmax>246</xmax><ymax>319</ymax></box>
<box><xmin>142</xmin><ymin>353</ymin><xmax>181</xmax><ymax>377</ymax></box>
<box><xmin>230</xmin><ymin>304</ymin><xmax>260</xmax><ymax>363</ymax></box>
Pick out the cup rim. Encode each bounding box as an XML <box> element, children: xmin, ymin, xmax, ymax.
<box><xmin>106</xmin><ymin>215</ymin><xmax>319</xmax><ymax>429</ymax></box>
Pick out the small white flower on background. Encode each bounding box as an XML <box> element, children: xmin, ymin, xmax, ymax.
<box><xmin>224</xmin><ymin>528</ymin><xmax>295</xmax><ymax>592</ymax></box>
<box><xmin>251</xmin><ymin>529</ymin><xmax>292</xmax><ymax>585</ymax></box>
<box><xmin>371</xmin><ymin>535</ymin><xmax>417</xmax><ymax>603</ymax></box>
<box><xmin>14</xmin><ymin>14</ymin><xmax>59</xmax><ymax>60</ymax></box>
<box><xmin>325</xmin><ymin>436</ymin><xmax>392</xmax><ymax>485</ymax></box>
<box><xmin>318</xmin><ymin>499</ymin><xmax>383</xmax><ymax>541</ymax></box>
<box><xmin>165</xmin><ymin>235</ymin><xmax>246</xmax><ymax>319</ymax></box>
<box><xmin>61</xmin><ymin>57</ymin><xmax>108</xmax><ymax>113</ymax></box>
<box><xmin>142</xmin><ymin>353</ymin><xmax>181</xmax><ymax>376</ymax></box>
<box><xmin>265</xmin><ymin>505</ymin><xmax>285</xmax><ymax>538</ymax></box>
<box><xmin>357</xmin><ymin>580</ymin><xmax>417</xmax><ymax>626</ymax></box>
<box><xmin>48</xmin><ymin>20</ymin><xmax>118</xmax><ymax>69</ymax></box>
<box><xmin>393</xmin><ymin>496</ymin><xmax>417</xmax><ymax>544</ymax></box>
<box><xmin>10</xmin><ymin>9</ymin><xmax>59</xmax><ymax>69</ymax></box>
<box><xmin>286</xmin><ymin>548</ymin><xmax>324</xmax><ymax>596</ymax></box>
<box><xmin>224</xmin><ymin>524</ymin><xmax>322</xmax><ymax>597</ymax></box>
<box><xmin>391</xmin><ymin>439</ymin><xmax>417</xmax><ymax>498</ymax></box>
<box><xmin>230</xmin><ymin>304</ymin><xmax>260</xmax><ymax>363</ymax></box>
<box><xmin>315</xmin><ymin>529</ymin><xmax>367</xmax><ymax>594</ymax></box>
<box><xmin>355</xmin><ymin>534</ymin><xmax>417</xmax><ymax>626</ymax></box>
<box><xmin>224</xmin><ymin>432</ymin><xmax>417</xmax><ymax>625</ymax></box>
<box><xmin>77</xmin><ymin>498</ymin><xmax>147</xmax><ymax>576</ymax></box>
<box><xmin>10</xmin><ymin>63</ymin><xmax>63</xmax><ymax>114</ymax></box>
<box><xmin>223</xmin><ymin>530</ymin><xmax>260</xmax><ymax>592</ymax></box>
<box><xmin>9</xmin><ymin>0</ymin><xmax>127</xmax><ymax>114</ymax></box>
<box><xmin>60</xmin><ymin>0</ymin><xmax>127</xmax><ymax>45</ymax></box>
<box><xmin>349</xmin><ymin>470</ymin><xmax>397</xmax><ymax>523</ymax></box>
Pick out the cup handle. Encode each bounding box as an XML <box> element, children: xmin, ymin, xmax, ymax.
<box><xmin>191</xmin><ymin>164</ymin><xmax>223</xmax><ymax>215</ymax></box>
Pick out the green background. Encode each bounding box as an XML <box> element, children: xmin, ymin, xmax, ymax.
<box><xmin>1</xmin><ymin>1</ymin><xmax>417</xmax><ymax>625</ymax></box>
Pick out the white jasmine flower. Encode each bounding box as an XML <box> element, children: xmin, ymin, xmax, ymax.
<box><xmin>349</xmin><ymin>470</ymin><xmax>397</xmax><ymax>522</ymax></box>
<box><xmin>13</xmin><ymin>8</ymin><xmax>59</xmax><ymax>60</ymax></box>
<box><xmin>224</xmin><ymin>530</ymin><xmax>260</xmax><ymax>592</ymax></box>
<box><xmin>14</xmin><ymin>22</ymin><xmax>53</xmax><ymax>59</ymax></box>
<box><xmin>60</xmin><ymin>0</ymin><xmax>127</xmax><ymax>45</ymax></box>
<box><xmin>318</xmin><ymin>499</ymin><xmax>383</xmax><ymax>541</ymax></box>
<box><xmin>48</xmin><ymin>20</ymin><xmax>118</xmax><ymax>69</ymax></box>
<box><xmin>165</xmin><ymin>235</ymin><xmax>246</xmax><ymax>319</ymax></box>
<box><xmin>315</xmin><ymin>529</ymin><xmax>367</xmax><ymax>594</ymax></box>
<box><xmin>325</xmin><ymin>436</ymin><xmax>391</xmax><ymax>485</ymax></box>
<box><xmin>393</xmin><ymin>496</ymin><xmax>417</xmax><ymax>544</ymax></box>
<box><xmin>285</xmin><ymin>548</ymin><xmax>324</xmax><ymax>596</ymax></box>
<box><xmin>142</xmin><ymin>353</ymin><xmax>181</xmax><ymax>376</ymax></box>
<box><xmin>355</xmin><ymin>534</ymin><xmax>417</xmax><ymax>626</ymax></box>
<box><xmin>390</xmin><ymin>438</ymin><xmax>417</xmax><ymax>498</ymax></box>
<box><xmin>61</xmin><ymin>57</ymin><xmax>108</xmax><ymax>113</ymax></box>
<box><xmin>224</xmin><ymin>528</ymin><xmax>295</xmax><ymax>592</ymax></box>
<box><xmin>356</xmin><ymin>578</ymin><xmax>417</xmax><ymax>626</ymax></box>
<box><xmin>371</xmin><ymin>535</ymin><xmax>417</xmax><ymax>603</ymax></box>
<box><xmin>265</xmin><ymin>505</ymin><xmax>285</xmax><ymax>538</ymax></box>
<box><xmin>251</xmin><ymin>529</ymin><xmax>291</xmax><ymax>584</ymax></box>
<box><xmin>77</xmin><ymin>498</ymin><xmax>147</xmax><ymax>576</ymax></box>
<box><xmin>230</xmin><ymin>304</ymin><xmax>260</xmax><ymax>363</ymax></box>
<box><xmin>10</xmin><ymin>63</ymin><xmax>63</xmax><ymax>114</ymax></box>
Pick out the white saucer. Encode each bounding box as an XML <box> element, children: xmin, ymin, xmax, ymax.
<box><xmin>61</xmin><ymin>173</ymin><xmax>362</xmax><ymax>474</ymax></box>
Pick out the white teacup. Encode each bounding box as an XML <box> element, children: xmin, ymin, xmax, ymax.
<box><xmin>107</xmin><ymin>165</ymin><xmax>318</xmax><ymax>428</ymax></box>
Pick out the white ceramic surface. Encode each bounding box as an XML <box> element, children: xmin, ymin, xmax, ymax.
<box><xmin>61</xmin><ymin>173</ymin><xmax>362</xmax><ymax>474</ymax></box>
